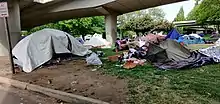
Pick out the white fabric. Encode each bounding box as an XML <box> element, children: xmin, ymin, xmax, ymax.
<box><xmin>189</xmin><ymin>33</ymin><xmax>202</xmax><ymax>39</ymax></box>
<box><xmin>215</xmin><ymin>38</ymin><xmax>220</xmax><ymax>46</ymax></box>
<box><xmin>12</xmin><ymin>29</ymin><xmax>89</xmax><ymax>73</ymax></box>
<box><xmin>139</xmin><ymin>40</ymin><xmax>146</xmax><ymax>47</ymax></box>
<box><xmin>199</xmin><ymin>45</ymin><xmax>220</xmax><ymax>62</ymax></box>
<box><xmin>86</xmin><ymin>53</ymin><xmax>102</xmax><ymax>65</ymax></box>
<box><xmin>84</xmin><ymin>36</ymin><xmax>111</xmax><ymax>48</ymax></box>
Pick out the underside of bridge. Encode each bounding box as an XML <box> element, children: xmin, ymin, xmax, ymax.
<box><xmin>0</xmin><ymin>0</ymin><xmax>186</xmax><ymax>56</ymax></box>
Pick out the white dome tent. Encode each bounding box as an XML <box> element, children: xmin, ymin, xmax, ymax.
<box><xmin>84</xmin><ymin>34</ymin><xmax>111</xmax><ymax>48</ymax></box>
<box><xmin>13</xmin><ymin>29</ymin><xmax>90</xmax><ymax>73</ymax></box>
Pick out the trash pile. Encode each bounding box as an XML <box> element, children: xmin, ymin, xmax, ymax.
<box><xmin>112</xmin><ymin>31</ymin><xmax>219</xmax><ymax>70</ymax></box>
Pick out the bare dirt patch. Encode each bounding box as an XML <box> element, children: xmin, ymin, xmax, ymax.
<box><xmin>0</xmin><ymin>58</ymin><xmax>128</xmax><ymax>104</ymax></box>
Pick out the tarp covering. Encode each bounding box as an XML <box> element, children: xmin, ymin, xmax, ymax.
<box><xmin>154</xmin><ymin>51</ymin><xmax>215</xmax><ymax>70</ymax></box>
<box><xmin>215</xmin><ymin>38</ymin><xmax>220</xmax><ymax>46</ymax></box>
<box><xmin>199</xmin><ymin>45</ymin><xmax>220</xmax><ymax>62</ymax></box>
<box><xmin>138</xmin><ymin>39</ymin><xmax>215</xmax><ymax>70</ymax></box>
<box><xmin>13</xmin><ymin>29</ymin><xmax>90</xmax><ymax>73</ymax></box>
<box><xmin>189</xmin><ymin>33</ymin><xmax>202</xmax><ymax>39</ymax></box>
<box><xmin>159</xmin><ymin>39</ymin><xmax>191</xmax><ymax>61</ymax></box>
<box><xmin>166</xmin><ymin>29</ymin><xmax>181</xmax><ymax>39</ymax></box>
<box><xmin>182</xmin><ymin>35</ymin><xmax>205</xmax><ymax>45</ymax></box>
<box><xmin>84</xmin><ymin>36</ymin><xmax>110</xmax><ymax>48</ymax></box>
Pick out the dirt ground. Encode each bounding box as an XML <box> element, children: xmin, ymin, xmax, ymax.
<box><xmin>0</xmin><ymin>57</ymin><xmax>128</xmax><ymax>104</ymax></box>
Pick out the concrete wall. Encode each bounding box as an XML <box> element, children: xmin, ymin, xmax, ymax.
<box><xmin>0</xmin><ymin>0</ymin><xmax>21</xmax><ymax>56</ymax></box>
<box><xmin>0</xmin><ymin>18</ymin><xmax>9</xmax><ymax>56</ymax></box>
<box><xmin>8</xmin><ymin>0</ymin><xmax>21</xmax><ymax>47</ymax></box>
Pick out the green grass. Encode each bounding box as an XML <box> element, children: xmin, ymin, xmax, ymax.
<box><xmin>203</xmin><ymin>34</ymin><xmax>212</xmax><ymax>40</ymax></box>
<box><xmin>97</xmin><ymin>48</ymin><xmax>220</xmax><ymax>104</ymax></box>
<box><xmin>187</xmin><ymin>44</ymin><xmax>214</xmax><ymax>51</ymax></box>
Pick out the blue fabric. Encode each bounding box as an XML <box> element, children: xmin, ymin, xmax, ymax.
<box><xmin>76</xmin><ymin>38</ymin><xmax>84</xmax><ymax>44</ymax></box>
<box><xmin>177</xmin><ymin>36</ymin><xmax>184</xmax><ymax>43</ymax></box>
<box><xmin>182</xmin><ymin>36</ymin><xmax>205</xmax><ymax>45</ymax></box>
<box><xmin>166</xmin><ymin>29</ymin><xmax>181</xmax><ymax>39</ymax></box>
<box><xmin>199</xmin><ymin>33</ymin><xmax>205</xmax><ymax>37</ymax></box>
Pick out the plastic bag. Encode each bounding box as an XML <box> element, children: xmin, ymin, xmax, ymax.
<box><xmin>86</xmin><ymin>53</ymin><xmax>102</xmax><ymax>65</ymax></box>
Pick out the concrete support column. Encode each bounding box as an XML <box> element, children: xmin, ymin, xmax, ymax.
<box><xmin>8</xmin><ymin>0</ymin><xmax>21</xmax><ymax>47</ymax></box>
<box><xmin>105</xmin><ymin>14</ymin><xmax>117</xmax><ymax>44</ymax></box>
<box><xmin>0</xmin><ymin>0</ymin><xmax>21</xmax><ymax>56</ymax></box>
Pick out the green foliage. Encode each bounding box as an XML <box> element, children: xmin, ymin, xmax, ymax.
<box><xmin>124</xmin><ymin>14</ymin><xmax>154</xmax><ymax>32</ymax></box>
<box><xmin>196</xmin><ymin>0</ymin><xmax>220</xmax><ymax>23</ymax></box>
<box><xmin>25</xmin><ymin>16</ymin><xmax>105</xmax><ymax>36</ymax></box>
<box><xmin>195</xmin><ymin>0</ymin><xmax>201</xmax><ymax>6</ymax></box>
<box><xmin>124</xmin><ymin>31</ymin><xmax>137</xmax><ymax>38</ymax></box>
<box><xmin>118</xmin><ymin>8</ymin><xmax>170</xmax><ymax>34</ymax></box>
<box><xmin>148</xmin><ymin>8</ymin><xmax>165</xmax><ymax>21</ymax></box>
<box><xmin>187</xmin><ymin>5</ymin><xmax>200</xmax><ymax>20</ymax></box>
<box><xmin>174</xmin><ymin>6</ymin><xmax>185</xmax><ymax>21</ymax></box>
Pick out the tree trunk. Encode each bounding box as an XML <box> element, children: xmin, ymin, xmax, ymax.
<box><xmin>141</xmin><ymin>31</ymin><xmax>145</xmax><ymax>36</ymax></box>
<box><xmin>217</xmin><ymin>25</ymin><xmax>220</xmax><ymax>34</ymax></box>
<box><xmin>82</xmin><ymin>34</ymin><xmax>85</xmax><ymax>40</ymax></box>
<box><xmin>135</xmin><ymin>31</ymin><xmax>139</xmax><ymax>37</ymax></box>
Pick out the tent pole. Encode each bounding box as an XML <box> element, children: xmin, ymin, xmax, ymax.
<box><xmin>4</xmin><ymin>17</ymin><xmax>15</xmax><ymax>74</ymax></box>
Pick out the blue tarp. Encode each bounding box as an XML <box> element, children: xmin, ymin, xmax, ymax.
<box><xmin>166</xmin><ymin>29</ymin><xmax>181</xmax><ymax>39</ymax></box>
<box><xmin>182</xmin><ymin>35</ymin><xmax>205</xmax><ymax>45</ymax></box>
<box><xmin>166</xmin><ymin>29</ymin><xmax>205</xmax><ymax>44</ymax></box>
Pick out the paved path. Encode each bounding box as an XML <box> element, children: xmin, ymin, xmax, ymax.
<box><xmin>0</xmin><ymin>84</ymin><xmax>64</xmax><ymax>104</ymax></box>
<box><xmin>0</xmin><ymin>89</ymin><xmax>36</xmax><ymax>104</ymax></box>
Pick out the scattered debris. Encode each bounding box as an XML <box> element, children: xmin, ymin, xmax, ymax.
<box><xmin>91</xmin><ymin>92</ymin><xmax>95</xmax><ymax>95</ymax></box>
<box><xmin>115</xmin><ymin>65</ymin><xmax>123</xmax><ymax>67</ymax></box>
<box><xmin>108</xmin><ymin>55</ymin><xmax>120</xmax><ymax>62</ymax></box>
<box><xmin>96</xmin><ymin>51</ymin><xmax>104</xmax><ymax>57</ymax></box>
<box><xmin>72</xmin><ymin>89</ymin><xmax>77</xmax><ymax>92</ymax></box>
<box><xmin>122</xmin><ymin>58</ymin><xmax>146</xmax><ymax>69</ymax></box>
<box><xmin>47</xmin><ymin>79</ymin><xmax>52</xmax><ymax>84</ymax></box>
<box><xmin>47</xmin><ymin>65</ymin><xmax>58</xmax><ymax>69</ymax></box>
<box><xmin>123</xmin><ymin>60</ymin><xmax>137</xmax><ymax>69</ymax></box>
<box><xmin>86</xmin><ymin>53</ymin><xmax>102</xmax><ymax>65</ymax></box>
<box><xmin>91</xmin><ymin>69</ymin><xmax>97</xmax><ymax>71</ymax></box>
<box><xmin>70</xmin><ymin>81</ymin><xmax>78</xmax><ymax>86</ymax></box>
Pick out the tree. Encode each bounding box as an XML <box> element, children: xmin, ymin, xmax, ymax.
<box><xmin>123</xmin><ymin>14</ymin><xmax>154</xmax><ymax>34</ymax></box>
<box><xmin>174</xmin><ymin>6</ymin><xmax>185</xmax><ymax>21</ymax></box>
<box><xmin>187</xmin><ymin>4</ymin><xmax>200</xmax><ymax>20</ymax></box>
<box><xmin>187</xmin><ymin>0</ymin><xmax>202</xmax><ymax>20</ymax></box>
<box><xmin>195</xmin><ymin>0</ymin><xmax>201</xmax><ymax>6</ymax></box>
<box><xmin>196</xmin><ymin>0</ymin><xmax>220</xmax><ymax>24</ymax></box>
<box><xmin>148</xmin><ymin>8</ymin><xmax>165</xmax><ymax>21</ymax></box>
<box><xmin>117</xmin><ymin>10</ymin><xmax>148</xmax><ymax>30</ymax></box>
<box><xmin>118</xmin><ymin>8</ymin><xmax>167</xmax><ymax>35</ymax></box>
<box><xmin>25</xmin><ymin>16</ymin><xmax>105</xmax><ymax>37</ymax></box>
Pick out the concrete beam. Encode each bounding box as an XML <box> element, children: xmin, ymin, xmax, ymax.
<box><xmin>50</xmin><ymin>0</ymin><xmax>115</xmax><ymax>13</ymax></box>
<box><xmin>95</xmin><ymin>7</ymin><xmax>110</xmax><ymax>15</ymax></box>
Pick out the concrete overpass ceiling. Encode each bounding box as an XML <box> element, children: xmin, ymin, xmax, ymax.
<box><xmin>105</xmin><ymin>0</ymin><xmax>186</xmax><ymax>14</ymax></box>
<box><xmin>19</xmin><ymin>0</ymin><xmax>186</xmax><ymax>29</ymax></box>
<box><xmin>50</xmin><ymin>0</ymin><xmax>115</xmax><ymax>13</ymax></box>
<box><xmin>21</xmin><ymin>0</ymin><xmax>65</xmax><ymax>13</ymax></box>
<box><xmin>21</xmin><ymin>8</ymin><xmax>102</xmax><ymax>29</ymax></box>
